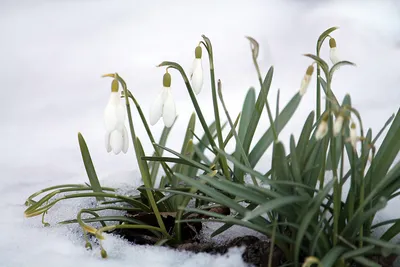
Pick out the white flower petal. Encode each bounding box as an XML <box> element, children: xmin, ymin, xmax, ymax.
<box><xmin>122</xmin><ymin>126</ymin><xmax>129</xmax><ymax>153</ymax></box>
<box><xmin>315</xmin><ymin>121</ymin><xmax>328</xmax><ymax>140</ymax></box>
<box><xmin>191</xmin><ymin>58</ymin><xmax>203</xmax><ymax>94</ymax></box>
<box><xmin>116</xmin><ymin>101</ymin><xmax>126</xmax><ymax>131</ymax></box>
<box><xmin>162</xmin><ymin>88</ymin><xmax>176</xmax><ymax>128</ymax></box>
<box><xmin>110</xmin><ymin>130</ymin><xmax>123</xmax><ymax>155</ymax></box>
<box><xmin>330</xmin><ymin>47</ymin><xmax>340</xmax><ymax>65</ymax></box>
<box><xmin>333</xmin><ymin>116</ymin><xmax>344</xmax><ymax>136</ymax></box>
<box><xmin>149</xmin><ymin>89</ymin><xmax>165</xmax><ymax>125</ymax></box>
<box><xmin>299</xmin><ymin>74</ymin><xmax>311</xmax><ymax>96</ymax></box>
<box><xmin>104</xmin><ymin>92</ymin><xmax>120</xmax><ymax>132</ymax></box>
<box><xmin>105</xmin><ymin>132</ymin><xmax>112</xmax><ymax>153</ymax></box>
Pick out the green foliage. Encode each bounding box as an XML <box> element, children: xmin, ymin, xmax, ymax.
<box><xmin>24</xmin><ymin>28</ymin><xmax>400</xmax><ymax>266</ymax></box>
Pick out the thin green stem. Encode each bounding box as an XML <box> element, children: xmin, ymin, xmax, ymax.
<box><xmin>125</xmin><ymin>90</ymin><xmax>173</xmax><ymax>182</ymax></box>
<box><xmin>217</xmin><ymin>80</ymin><xmax>258</xmax><ymax>186</ymax></box>
<box><xmin>202</xmin><ymin>35</ymin><xmax>230</xmax><ymax>179</ymax></box>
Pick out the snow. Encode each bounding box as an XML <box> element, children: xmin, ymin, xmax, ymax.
<box><xmin>1</xmin><ymin>0</ymin><xmax>399</xmax><ymax>266</ymax></box>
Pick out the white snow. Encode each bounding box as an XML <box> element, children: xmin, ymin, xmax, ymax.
<box><xmin>1</xmin><ymin>0</ymin><xmax>399</xmax><ymax>266</ymax></box>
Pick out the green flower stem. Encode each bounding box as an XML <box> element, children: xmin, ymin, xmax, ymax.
<box><xmin>201</xmin><ymin>35</ymin><xmax>230</xmax><ymax>180</ymax></box>
<box><xmin>326</xmin><ymin>75</ymin><xmax>340</xmax><ymax>245</ymax></box>
<box><xmin>157</xmin><ymin>61</ymin><xmax>229</xmax><ymax>177</ymax></box>
<box><xmin>112</xmin><ymin>74</ymin><xmax>168</xmax><ymax>236</ymax></box>
<box><xmin>217</xmin><ymin>80</ymin><xmax>258</xmax><ymax>186</ymax></box>
<box><xmin>125</xmin><ymin>90</ymin><xmax>173</xmax><ymax>183</ymax></box>
<box><xmin>316</xmin><ymin>26</ymin><xmax>339</xmax><ymax>118</ymax></box>
<box><xmin>316</xmin><ymin>67</ymin><xmax>321</xmax><ymax>118</ymax></box>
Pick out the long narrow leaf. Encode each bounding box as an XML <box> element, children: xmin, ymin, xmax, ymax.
<box><xmin>78</xmin><ymin>133</ymin><xmax>104</xmax><ymax>201</ymax></box>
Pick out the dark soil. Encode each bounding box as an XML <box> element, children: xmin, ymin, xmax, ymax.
<box><xmin>113</xmin><ymin>211</ymin><xmax>284</xmax><ymax>266</ymax></box>
<box><xmin>113</xmin><ymin>211</ymin><xmax>398</xmax><ymax>267</ymax></box>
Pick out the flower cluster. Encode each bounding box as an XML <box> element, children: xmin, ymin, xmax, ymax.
<box><xmin>315</xmin><ymin>110</ymin><xmax>361</xmax><ymax>151</ymax></box>
<box><xmin>149</xmin><ymin>44</ymin><xmax>204</xmax><ymax>128</ymax></box>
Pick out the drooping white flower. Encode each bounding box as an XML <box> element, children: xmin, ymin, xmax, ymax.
<box><xmin>329</xmin><ymin>38</ymin><xmax>340</xmax><ymax>65</ymax></box>
<box><xmin>333</xmin><ymin>113</ymin><xmax>345</xmax><ymax>136</ymax></box>
<box><xmin>190</xmin><ymin>45</ymin><xmax>203</xmax><ymax>94</ymax></box>
<box><xmin>315</xmin><ymin>113</ymin><xmax>329</xmax><ymax>140</ymax></box>
<box><xmin>347</xmin><ymin>122</ymin><xmax>360</xmax><ymax>151</ymax></box>
<box><xmin>104</xmin><ymin>78</ymin><xmax>129</xmax><ymax>154</ymax></box>
<box><xmin>149</xmin><ymin>71</ymin><xmax>176</xmax><ymax>128</ymax></box>
<box><xmin>299</xmin><ymin>64</ymin><xmax>314</xmax><ymax>96</ymax></box>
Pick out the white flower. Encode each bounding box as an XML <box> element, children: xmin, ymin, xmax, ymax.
<box><xmin>104</xmin><ymin>82</ymin><xmax>129</xmax><ymax>154</ymax></box>
<box><xmin>333</xmin><ymin>114</ymin><xmax>344</xmax><ymax>136</ymax></box>
<box><xmin>190</xmin><ymin>45</ymin><xmax>203</xmax><ymax>94</ymax></box>
<box><xmin>149</xmin><ymin>72</ymin><xmax>176</xmax><ymax>128</ymax></box>
<box><xmin>299</xmin><ymin>65</ymin><xmax>314</xmax><ymax>96</ymax></box>
<box><xmin>315</xmin><ymin>113</ymin><xmax>329</xmax><ymax>140</ymax></box>
<box><xmin>329</xmin><ymin>38</ymin><xmax>340</xmax><ymax>65</ymax></box>
<box><xmin>347</xmin><ymin>122</ymin><xmax>360</xmax><ymax>151</ymax></box>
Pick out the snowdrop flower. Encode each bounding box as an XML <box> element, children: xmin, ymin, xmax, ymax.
<box><xmin>149</xmin><ymin>71</ymin><xmax>176</xmax><ymax>128</ymax></box>
<box><xmin>333</xmin><ymin>112</ymin><xmax>345</xmax><ymax>136</ymax></box>
<box><xmin>104</xmin><ymin>78</ymin><xmax>129</xmax><ymax>154</ymax></box>
<box><xmin>190</xmin><ymin>45</ymin><xmax>203</xmax><ymax>94</ymax></box>
<box><xmin>329</xmin><ymin>38</ymin><xmax>340</xmax><ymax>65</ymax></box>
<box><xmin>299</xmin><ymin>64</ymin><xmax>314</xmax><ymax>96</ymax></box>
<box><xmin>315</xmin><ymin>113</ymin><xmax>329</xmax><ymax>140</ymax></box>
<box><xmin>347</xmin><ymin>122</ymin><xmax>361</xmax><ymax>151</ymax></box>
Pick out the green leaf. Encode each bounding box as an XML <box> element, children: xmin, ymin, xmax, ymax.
<box><xmin>326</xmin><ymin>94</ymin><xmax>351</xmax><ymax>170</ymax></box>
<box><xmin>178</xmin><ymin>173</ymin><xmax>248</xmax><ymax>215</ymax></box>
<box><xmin>320</xmin><ymin>246</ymin><xmax>347</xmax><ymax>267</ymax></box>
<box><xmin>150</xmin><ymin>124</ymin><xmax>173</xmax><ymax>186</ymax></box>
<box><xmin>381</xmin><ymin>220</ymin><xmax>400</xmax><ymax>241</ymax></box>
<box><xmin>155</xmin><ymin>144</ymin><xmax>212</xmax><ymax>173</ymax></box>
<box><xmin>290</xmin><ymin>135</ymin><xmax>302</xmax><ymax>184</ymax></box>
<box><xmin>243</xmin><ymin>196</ymin><xmax>307</xmax><ymax>221</ymax></box>
<box><xmin>272</xmin><ymin>141</ymin><xmax>293</xmax><ymax>195</ymax></box>
<box><xmin>249</xmin><ymin>93</ymin><xmax>302</xmax><ymax>168</ymax></box>
<box><xmin>77</xmin><ymin>133</ymin><xmax>104</xmax><ymax>201</ymax></box>
<box><xmin>329</xmin><ymin>60</ymin><xmax>356</xmax><ymax>80</ymax></box>
<box><xmin>303</xmin><ymin>54</ymin><xmax>329</xmax><ymax>76</ymax></box>
<box><xmin>367</xmin><ymin>108</ymin><xmax>400</xmax><ymax>188</ymax></box>
<box><xmin>143</xmin><ymin>156</ymin><xmax>206</xmax><ymax>169</ymax></box>
<box><xmin>133</xmin><ymin>137</ymin><xmax>168</xmax><ymax>236</ymax></box>
<box><xmin>234</xmin><ymin>88</ymin><xmax>256</xmax><ymax>182</ymax></box>
<box><xmin>242</xmin><ymin>67</ymin><xmax>274</xmax><ymax>156</ymax></box>
<box><xmin>317</xmin><ymin>26</ymin><xmax>339</xmax><ymax>54</ymax></box>
<box><xmin>361</xmin><ymin>236</ymin><xmax>400</xmax><ymax>255</ymax></box>
<box><xmin>199</xmin><ymin>175</ymin><xmax>277</xmax><ymax>205</ymax></box>
<box><xmin>296</xmin><ymin>111</ymin><xmax>315</xmax><ymax>167</ymax></box>
<box><xmin>372</xmin><ymin>113</ymin><xmax>395</xmax><ymax>145</ymax></box>
<box><xmin>295</xmin><ymin>180</ymin><xmax>334</xmax><ymax>266</ymax></box>
<box><xmin>341</xmin><ymin>245</ymin><xmax>375</xmax><ymax>260</ymax></box>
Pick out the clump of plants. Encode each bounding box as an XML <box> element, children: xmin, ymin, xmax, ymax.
<box><xmin>24</xmin><ymin>27</ymin><xmax>400</xmax><ymax>266</ymax></box>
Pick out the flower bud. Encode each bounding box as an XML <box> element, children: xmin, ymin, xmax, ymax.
<box><xmin>195</xmin><ymin>45</ymin><xmax>202</xmax><ymax>59</ymax></box>
<box><xmin>85</xmin><ymin>242</ymin><xmax>92</xmax><ymax>250</ymax></box>
<box><xmin>163</xmin><ymin>71</ymin><xmax>171</xmax><ymax>88</ymax></box>
<box><xmin>111</xmin><ymin>78</ymin><xmax>119</xmax><ymax>92</ymax></box>
<box><xmin>101</xmin><ymin>248</ymin><xmax>108</xmax><ymax>258</ymax></box>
